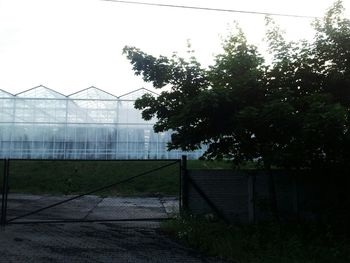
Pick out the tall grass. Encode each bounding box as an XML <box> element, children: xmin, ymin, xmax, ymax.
<box><xmin>162</xmin><ymin>216</ymin><xmax>350</xmax><ymax>263</ymax></box>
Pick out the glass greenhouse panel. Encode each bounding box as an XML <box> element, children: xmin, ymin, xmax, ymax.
<box><xmin>0</xmin><ymin>86</ymin><xmax>205</xmax><ymax>159</ymax></box>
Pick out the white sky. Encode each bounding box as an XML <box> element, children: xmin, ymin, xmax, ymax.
<box><xmin>0</xmin><ymin>0</ymin><xmax>349</xmax><ymax>96</ymax></box>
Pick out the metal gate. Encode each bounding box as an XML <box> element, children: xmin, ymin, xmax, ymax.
<box><xmin>0</xmin><ymin>159</ymin><xmax>183</xmax><ymax>226</ymax></box>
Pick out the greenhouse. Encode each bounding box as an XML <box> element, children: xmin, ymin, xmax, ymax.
<box><xmin>0</xmin><ymin>86</ymin><xmax>204</xmax><ymax>159</ymax></box>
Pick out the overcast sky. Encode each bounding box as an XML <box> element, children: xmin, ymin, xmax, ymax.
<box><xmin>0</xmin><ymin>0</ymin><xmax>349</xmax><ymax>96</ymax></box>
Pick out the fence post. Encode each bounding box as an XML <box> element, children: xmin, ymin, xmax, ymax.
<box><xmin>181</xmin><ymin>155</ymin><xmax>188</xmax><ymax>214</ymax></box>
<box><xmin>248</xmin><ymin>173</ymin><xmax>256</xmax><ymax>223</ymax></box>
<box><xmin>292</xmin><ymin>172</ymin><xmax>299</xmax><ymax>218</ymax></box>
<box><xmin>1</xmin><ymin>159</ymin><xmax>5</xmax><ymax>227</ymax></box>
<box><xmin>179</xmin><ymin>159</ymin><xmax>182</xmax><ymax>212</ymax></box>
<box><xmin>1</xmin><ymin>159</ymin><xmax>9</xmax><ymax>228</ymax></box>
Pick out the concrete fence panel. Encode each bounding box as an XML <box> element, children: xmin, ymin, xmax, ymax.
<box><xmin>185</xmin><ymin>169</ymin><xmax>350</xmax><ymax>223</ymax></box>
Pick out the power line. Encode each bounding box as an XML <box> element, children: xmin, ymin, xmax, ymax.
<box><xmin>101</xmin><ymin>0</ymin><xmax>320</xmax><ymax>19</ymax></box>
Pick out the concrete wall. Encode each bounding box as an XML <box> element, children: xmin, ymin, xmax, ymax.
<box><xmin>187</xmin><ymin>170</ymin><xmax>249</xmax><ymax>222</ymax></box>
<box><xmin>185</xmin><ymin>169</ymin><xmax>350</xmax><ymax>223</ymax></box>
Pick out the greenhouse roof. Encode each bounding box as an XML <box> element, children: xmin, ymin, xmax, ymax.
<box><xmin>119</xmin><ymin>88</ymin><xmax>158</xmax><ymax>100</ymax></box>
<box><xmin>0</xmin><ymin>89</ymin><xmax>14</xmax><ymax>97</ymax></box>
<box><xmin>16</xmin><ymin>85</ymin><xmax>67</xmax><ymax>99</ymax></box>
<box><xmin>0</xmin><ymin>86</ymin><xmax>158</xmax><ymax>124</ymax></box>
<box><xmin>0</xmin><ymin>86</ymin><xmax>158</xmax><ymax>100</ymax></box>
<box><xmin>69</xmin><ymin>86</ymin><xmax>118</xmax><ymax>100</ymax></box>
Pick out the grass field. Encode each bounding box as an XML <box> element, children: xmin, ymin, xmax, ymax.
<box><xmin>0</xmin><ymin>159</ymin><xmax>232</xmax><ymax>196</ymax></box>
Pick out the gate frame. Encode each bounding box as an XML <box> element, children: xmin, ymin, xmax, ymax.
<box><xmin>1</xmin><ymin>158</ymin><xmax>182</xmax><ymax>227</ymax></box>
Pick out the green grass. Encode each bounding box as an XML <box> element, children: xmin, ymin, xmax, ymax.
<box><xmin>5</xmin><ymin>159</ymin><xmax>230</xmax><ymax>196</ymax></box>
<box><xmin>162</xmin><ymin>216</ymin><xmax>350</xmax><ymax>263</ymax></box>
<box><xmin>8</xmin><ymin>160</ymin><xmax>177</xmax><ymax>196</ymax></box>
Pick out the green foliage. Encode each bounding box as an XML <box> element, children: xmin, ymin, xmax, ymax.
<box><xmin>162</xmin><ymin>217</ymin><xmax>350</xmax><ymax>263</ymax></box>
<box><xmin>124</xmin><ymin>1</ymin><xmax>350</xmax><ymax>170</ymax></box>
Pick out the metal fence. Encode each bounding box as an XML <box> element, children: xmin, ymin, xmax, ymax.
<box><xmin>0</xmin><ymin>159</ymin><xmax>182</xmax><ymax>226</ymax></box>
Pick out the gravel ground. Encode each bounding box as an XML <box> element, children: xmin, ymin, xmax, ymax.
<box><xmin>0</xmin><ymin>194</ymin><xmax>230</xmax><ymax>262</ymax></box>
<box><xmin>0</xmin><ymin>222</ymin><xmax>229</xmax><ymax>263</ymax></box>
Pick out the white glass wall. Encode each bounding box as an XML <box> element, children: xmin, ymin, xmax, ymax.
<box><xmin>0</xmin><ymin>86</ymin><xmax>204</xmax><ymax>159</ymax></box>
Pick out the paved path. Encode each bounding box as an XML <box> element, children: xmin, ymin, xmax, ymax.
<box><xmin>5</xmin><ymin>193</ymin><xmax>178</xmax><ymax>222</ymax></box>
<box><xmin>0</xmin><ymin>222</ymin><xmax>229</xmax><ymax>263</ymax></box>
<box><xmin>0</xmin><ymin>194</ymin><xmax>230</xmax><ymax>262</ymax></box>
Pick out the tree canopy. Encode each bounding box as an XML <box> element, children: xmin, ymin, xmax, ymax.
<box><xmin>123</xmin><ymin>1</ymin><xmax>350</xmax><ymax>169</ymax></box>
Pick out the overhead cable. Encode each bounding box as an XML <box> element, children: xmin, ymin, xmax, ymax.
<box><xmin>101</xmin><ymin>0</ymin><xmax>320</xmax><ymax>19</ymax></box>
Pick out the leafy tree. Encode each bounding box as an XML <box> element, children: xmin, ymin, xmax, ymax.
<box><xmin>123</xmin><ymin>1</ymin><xmax>350</xmax><ymax>170</ymax></box>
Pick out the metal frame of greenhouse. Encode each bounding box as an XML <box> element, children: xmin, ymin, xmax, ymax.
<box><xmin>0</xmin><ymin>85</ymin><xmax>204</xmax><ymax>159</ymax></box>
